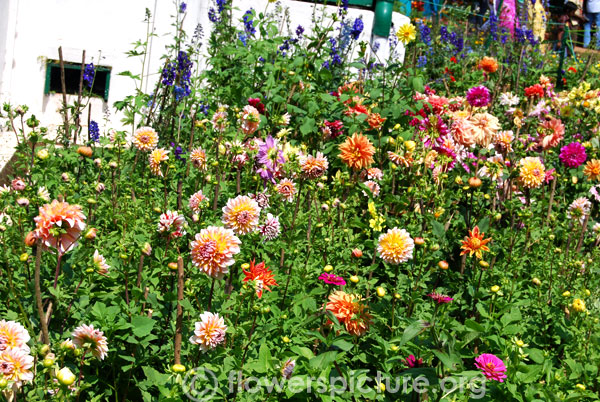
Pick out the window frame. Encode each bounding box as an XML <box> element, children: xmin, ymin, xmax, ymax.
<box><xmin>44</xmin><ymin>61</ymin><xmax>111</xmax><ymax>102</ymax></box>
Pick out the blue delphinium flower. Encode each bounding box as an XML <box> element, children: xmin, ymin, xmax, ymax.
<box><xmin>417</xmin><ymin>55</ymin><xmax>427</xmax><ymax>68</ymax></box>
<box><xmin>179</xmin><ymin>2</ymin><xmax>187</xmax><ymax>12</ymax></box>
<box><xmin>418</xmin><ymin>22</ymin><xmax>432</xmax><ymax>47</ymax></box>
<box><xmin>489</xmin><ymin>13</ymin><xmax>498</xmax><ymax>40</ymax></box>
<box><xmin>161</xmin><ymin>61</ymin><xmax>176</xmax><ymax>86</ymax></box>
<box><xmin>329</xmin><ymin>38</ymin><xmax>342</xmax><ymax>65</ymax></box>
<box><xmin>170</xmin><ymin>142</ymin><xmax>185</xmax><ymax>160</ymax></box>
<box><xmin>83</xmin><ymin>63</ymin><xmax>95</xmax><ymax>88</ymax></box>
<box><xmin>89</xmin><ymin>120</ymin><xmax>100</xmax><ymax>142</ymax></box>
<box><xmin>239</xmin><ymin>33</ymin><xmax>248</xmax><ymax>47</ymax></box>
<box><xmin>208</xmin><ymin>8</ymin><xmax>219</xmax><ymax>23</ymax></box>
<box><xmin>296</xmin><ymin>25</ymin><xmax>304</xmax><ymax>38</ymax></box>
<box><xmin>339</xmin><ymin>0</ymin><xmax>349</xmax><ymax>15</ymax></box>
<box><xmin>351</xmin><ymin>18</ymin><xmax>364</xmax><ymax>40</ymax></box>
<box><xmin>198</xmin><ymin>103</ymin><xmax>209</xmax><ymax>115</ymax></box>
<box><xmin>243</xmin><ymin>9</ymin><xmax>256</xmax><ymax>36</ymax></box>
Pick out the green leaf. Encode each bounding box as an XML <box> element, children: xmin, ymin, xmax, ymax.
<box><xmin>309</xmin><ymin>351</ymin><xmax>338</xmax><ymax>370</ymax></box>
<box><xmin>131</xmin><ymin>316</ymin><xmax>155</xmax><ymax>338</ymax></box>
<box><xmin>332</xmin><ymin>339</ymin><xmax>354</xmax><ymax>352</ymax></box>
<box><xmin>398</xmin><ymin>320</ymin><xmax>425</xmax><ymax>347</ymax></box>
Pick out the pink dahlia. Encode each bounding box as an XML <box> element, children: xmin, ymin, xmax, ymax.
<box><xmin>318</xmin><ymin>273</ymin><xmax>346</xmax><ymax>286</ymax></box>
<box><xmin>0</xmin><ymin>320</ymin><xmax>30</xmax><ymax>352</ymax></box>
<box><xmin>427</xmin><ymin>292</ymin><xmax>453</xmax><ymax>304</ymax></box>
<box><xmin>466</xmin><ymin>86</ymin><xmax>490</xmax><ymax>108</ymax></box>
<box><xmin>190</xmin><ymin>226</ymin><xmax>241</xmax><ymax>279</ymax></box>
<box><xmin>258</xmin><ymin>213</ymin><xmax>281</xmax><ymax>241</ymax></box>
<box><xmin>559</xmin><ymin>142</ymin><xmax>587</xmax><ymax>168</ymax></box>
<box><xmin>475</xmin><ymin>353</ymin><xmax>507</xmax><ymax>382</ymax></box>
<box><xmin>34</xmin><ymin>200</ymin><xmax>86</xmax><ymax>255</ymax></box>
<box><xmin>157</xmin><ymin>210</ymin><xmax>186</xmax><ymax>238</ymax></box>
<box><xmin>188</xmin><ymin>190</ymin><xmax>208</xmax><ymax>213</ymax></box>
<box><xmin>189</xmin><ymin>312</ymin><xmax>227</xmax><ymax>352</ymax></box>
<box><xmin>72</xmin><ymin>324</ymin><xmax>109</xmax><ymax>360</ymax></box>
<box><xmin>0</xmin><ymin>347</ymin><xmax>34</xmax><ymax>386</ymax></box>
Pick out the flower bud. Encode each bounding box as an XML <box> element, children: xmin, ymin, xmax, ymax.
<box><xmin>532</xmin><ymin>277</ymin><xmax>541</xmax><ymax>286</ymax></box>
<box><xmin>40</xmin><ymin>344</ymin><xmax>50</xmax><ymax>356</ymax></box>
<box><xmin>438</xmin><ymin>260</ymin><xmax>449</xmax><ymax>270</ymax></box>
<box><xmin>61</xmin><ymin>173</ymin><xmax>70</xmax><ymax>182</ymax></box>
<box><xmin>56</xmin><ymin>367</ymin><xmax>76</xmax><ymax>386</ymax></box>
<box><xmin>491</xmin><ymin>285</ymin><xmax>500</xmax><ymax>293</ymax></box>
<box><xmin>376</xmin><ymin>287</ymin><xmax>386</xmax><ymax>297</ymax></box>
<box><xmin>168</xmin><ymin>262</ymin><xmax>178</xmax><ymax>270</ymax></box>
<box><xmin>0</xmin><ymin>378</ymin><xmax>8</xmax><ymax>388</ymax></box>
<box><xmin>350</xmin><ymin>275</ymin><xmax>359</xmax><ymax>283</ymax></box>
<box><xmin>25</xmin><ymin>231</ymin><xmax>37</xmax><ymax>247</ymax></box>
<box><xmin>43</xmin><ymin>357</ymin><xmax>55</xmax><ymax>367</ymax></box>
<box><xmin>109</xmin><ymin>161</ymin><xmax>118</xmax><ymax>169</ymax></box>
<box><xmin>404</xmin><ymin>140</ymin><xmax>416</xmax><ymax>152</ymax></box>
<box><xmin>36</xmin><ymin>149</ymin><xmax>49</xmax><ymax>160</ymax></box>
<box><xmin>94</xmin><ymin>158</ymin><xmax>102</xmax><ymax>167</ymax></box>
<box><xmin>562</xmin><ymin>290</ymin><xmax>571</xmax><ymax>297</ymax></box>
<box><xmin>414</xmin><ymin>237</ymin><xmax>425</xmax><ymax>246</ymax></box>
<box><xmin>96</xmin><ymin>183</ymin><xmax>105</xmax><ymax>193</ymax></box>
<box><xmin>324</xmin><ymin>265</ymin><xmax>333</xmax><ymax>272</ymax></box>
<box><xmin>77</xmin><ymin>146</ymin><xmax>93</xmax><ymax>158</ymax></box>
<box><xmin>19</xmin><ymin>253</ymin><xmax>29</xmax><ymax>262</ymax></box>
<box><xmin>352</xmin><ymin>248</ymin><xmax>363</xmax><ymax>258</ymax></box>
<box><xmin>282</xmin><ymin>336</ymin><xmax>291</xmax><ymax>343</ymax></box>
<box><xmin>142</xmin><ymin>242</ymin><xmax>152</xmax><ymax>256</ymax></box>
<box><xmin>84</xmin><ymin>228</ymin><xmax>97</xmax><ymax>240</ymax></box>
<box><xmin>171</xmin><ymin>364</ymin><xmax>186</xmax><ymax>373</ymax></box>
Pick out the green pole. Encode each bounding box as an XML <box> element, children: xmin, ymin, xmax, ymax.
<box><xmin>373</xmin><ymin>0</ymin><xmax>395</xmax><ymax>37</ymax></box>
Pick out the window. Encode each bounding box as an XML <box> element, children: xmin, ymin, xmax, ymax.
<box><xmin>44</xmin><ymin>62</ymin><xmax>111</xmax><ymax>101</ymax></box>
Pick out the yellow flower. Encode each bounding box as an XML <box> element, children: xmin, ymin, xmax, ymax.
<box><xmin>562</xmin><ymin>291</ymin><xmax>571</xmax><ymax>297</ymax></box>
<box><xmin>572</xmin><ymin>298</ymin><xmax>586</xmax><ymax>312</ymax></box>
<box><xmin>576</xmin><ymin>384</ymin><xmax>586</xmax><ymax>391</ymax></box>
<box><xmin>369</xmin><ymin>215</ymin><xmax>385</xmax><ymax>232</ymax></box>
<box><xmin>491</xmin><ymin>285</ymin><xmax>500</xmax><ymax>293</ymax></box>
<box><xmin>396</xmin><ymin>23</ymin><xmax>416</xmax><ymax>44</ymax></box>
<box><xmin>368</xmin><ymin>201</ymin><xmax>377</xmax><ymax>217</ymax></box>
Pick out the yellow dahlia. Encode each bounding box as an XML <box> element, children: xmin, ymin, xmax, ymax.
<box><xmin>190</xmin><ymin>226</ymin><xmax>241</xmax><ymax>279</ymax></box>
<box><xmin>190</xmin><ymin>147</ymin><xmax>207</xmax><ymax>170</ymax></box>
<box><xmin>339</xmin><ymin>133</ymin><xmax>375</xmax><ymax>171</ymax></box>
<box><xmin>132</xmin><ymin>127</ymin><xmax>159</xmax><ymax>151</ymax></box>
<box><xmin>0</xmin><ymin>320</ymin><xmax>30</xmax><ymax>352</ymax></box>
<box><xmin>149</xmin><ymin>148</ymin><xmax>169</xmax><ymax>177</ymax></box>
<box><xmin>0</xmin><ymin>347</ymin><xmax>33</xmax><ymax>386</ymax></box>
<box><xmin>34</xmin><ymin>200</ymin><xmax>86</xmax><ymax>255</ymax></box>
<box><xmin>396</xmin><ymin>23</ymin><xmax>416</xmax><ymax>44</ymax></box>
<box><xmin>222</xmin><ymin>195</ymin><xmax>261</xmax><ymax>235</ymax></box>
<box><xmin>299</xmin><ymin>152</ymin><xmax>329</xmax><ymax>179</ymax></box>
<box><xmin>518</xmin><ymin>157</ymin><xmax>545</xmax><ymax>188</ymax></box>
<box><xmin>189</xmin><ymin>312</ymin><xmax>227</xmax><ymax>352</ymax></box>
<box><xmin>583</xmin><ymin>159</ymin><xmax>600</xmax><ymax>181</ymax></box>
<box><xmin>377</xmin><ymin>228</ymin><xmax>414</xmax><ymax>264</ymax></box>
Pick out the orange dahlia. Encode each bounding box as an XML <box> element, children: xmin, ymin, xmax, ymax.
<box><xmin>299</xmin><ymin>152</ymin><xmax>329</xmax><ymax>179</ymax></box>
<box><xmin>326</xmin><ymin>291</ymin><xmax>371</xmax><ymax>336</ymax></box>
<box><xmin>190</xmin><ymin>226</ymin><xmax>241</xmax><ymax>279</ymax></box>
<box><xmin>34</xmin><ymin>200</ymin><xmax>86</xmax><ymax>255</ymax></box>
<box><xmin>451</xmin><ymin>118</ymin><xmax>476</xmax><ymax>147</ymax></box>
<box><xmin>388</xmin><ymin>151</ymin><xmax>413</xmax><ymax>167</ymax></box>
<box><xmin>276</xmin><ymin>178</ymin><xmax>297</xmax><ymax>202</ymax></box>
<box><xmin>460</xmin><ymin>226</ymin><xmax>491</xmax><ymax>259</ymax></box>
<box><xmin>190</xmin><ymin>147</ymin><xmax>207</xmax><ymax>170</ymax></box>
<box><xmin>222</xmin><ymin>195</ymin><xmax>261</xmax><ymax>235</ymax></box>
<box><xmin>583</xmin><ymin>159</ymin><xmax>600</xmax><ymax>181</ymax></box>
<box><xmin>377</xmin><ymin>228</ymin><xmax>414</xmax><ymax>264</ymax></box>
<box><xmin>518</xmin><ymin>157</ymin><xmax>545</xmax><ymax>188</ymax></box>
<box><xmin>149</xmin><ymin>148</ymin><xmax>169</xmax><ymax>176</ymax></box>
<box><xmin>367</xmin><ymin>112</ymin><xmax>386</xmax><ymax>130</ymax></box>
<box><xmin>242</xmin><ymin>260</ymin><xmax>278</xmax><ymax>298</ymax></box>
<box><xmin>478</xmin><ymin>57</ymin><xmax>498</xmax><ymax>73</ymax></box>
<box><xmin>339</xmin><ymin>133</ymin><xmax>375</xmax><ymax>170</ymax></box>
<box><xmin>132</xmin><ymin>127</ymin><xmax>159</xmax><ymax>151</ymax></box>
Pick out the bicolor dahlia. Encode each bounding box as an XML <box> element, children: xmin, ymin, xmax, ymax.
<box><xmin>259</xmin><ymin>213</ymin><xmax>281</xmax><ymax>240</ymax></box>
<box><xmin>149</xmin><ymin>148</ymin><xmax>169</xmax><ymax>176</ymax></box>
<box><xmin>499</xmin><ymin>92</ymin><xmax>519</xmax><ymax>106</ymax></box>
<box><xmin>470</xmin><ymin>113</ymin><xmax>500</xmax><ymax>147</ymax></box>
<box><xmin>11</xmin><ymin>178</ymin><xmax>25</xmax><ymax>191</ymax></box>
<box><xmin>567</xmin><ymin>197</ymin><xmax>591</xmax><ymax>224</ymax></box>
<box><xmin>299</xmin><ymin>152</ymin><xmax>329</xmax><ymax>179</ymax></box>
<box><xmin>326</xmin><ymin>291</ymin><xmax>371</xmax><ymax>336</ymax></box>
<box><xmin>249</xmin><ymin>191</ymin><xmax>270</xmax><ymax>209</ymax></box>
<box><xmin>34</xmin><ymin>200</ymin><xmax>86</xmax><ymax>255</ymax></box>
<box><xmin>427</xmin><ymin>292</ymin><xmax>453</xmax><ymax>304</ymax></box>
<box><xmin>190</xmin><ymin>147</ymin><xmax>207</xmax><ymax>170</ymax></box>
<box><xmin>363</xmin><ymin>180</ymin><xmax>380</xmax><ymax>197</ymax></box>
<box><xmin>189</xmin><ymin>312</ymin><xmax>227</xmax><ymax>352</ymax></box>
<box><xmin>241</xmin><ymin>105</ymin><xmax>260</xmax><ymax>135</ymax></box>
<box><xmin>339</xmin><ymin>133</ymin><xmax>375</xmax><ymax>170</ymax></box>
<box><xmin>460</xmin><ymin>226</ymin><xmax>491</xmax><ymax>259</ymax></box>
<box><xmin>0</xmin><ymin>347</ymin><xmax>33</xmax><ymax>386</ymax></box>
<box><xmin>242</xmin><ymin>260</ymin><xmax>278</xmax><ymax>298</ymax></box>
<box><xmin>466</xmin><ymin>86</ymin><xmax>490</xmax><ymax>108</ymax></box>
<box><xmin>366</xmin><ymin>167</ymin><xmax>383</xmax><ymax>181</ymax></box>
<box><xmin>559</xmin><ymin>142</ymin><xmax>587</xmax><ymax>168</ymax></box>
<box><xmin>377</xmin><ymin>228</ymin><xmax>414</xmax><ymax>264</ymax></box>
<box><xmin>188</xmin><ymin>190</ymin><xmax>208</xmax><ymax>213</ymax></box>
<box><xmin>211</xmin><ymin>110</ymin><xmax>228</xmax><ymax>133</ymax></box>
<box><xmin>367</xmin><ymin>112</ymin><xmax>386</xmax><ymax>130</ymax></box>
<box><xmin>276</xmin><ymin>179</ymin><xmax>297</xmax><ymax>202</ymax></box>
<box><xmin>0</xmin><ymin>320</ymin><xmax>30</xmax><ymax>352</ymax></box>
<box><xmin>190</xmin><ymin>226</ymin><xmax>241</xmax><ymax>279</ymax></box>
<box><xmin>584</xmin><ymin>159</ymin><xmax>600</xmax><ymax>181</ymax></box>
<box><xmin>222</xmin><ymin>195</ymin><xmax>261</xmax><ymax>235</ymax></box>
<box><xmin>132</xmin><ymin>127</ymin><xmax>159</xmax><ymax>151</ymax></box>
<box><xmin>281</xmin><ymin>359</ymin><xmax>296</xmax><ymax>379</ymax></box>
<box><xmin>494</xmin><ymin>130</ymin><xmax>514</xmax><ymax>153</ymax></box>
<box><xmin>518</xmin><ymin>157</ymin><xmax>545</xmax><ymax>188</ymax></box>
<box><xmin>475</xmin><ymin>353</ymin><xmax>507</xmax><ymax>382</ymax></box>
<box><xmin>157</xmin><ymin>210</ymin><xmax>186</xmax><ymax>238</ymax></box>
<box><xmin>72</xmin><ymin>324</ymin><xmax>109</xmax><ymax>360</ymax></box>
<box><xmin>93</xmin><ymin>250</ymin><xmax>110</xmax><ymax>275</ymax></box>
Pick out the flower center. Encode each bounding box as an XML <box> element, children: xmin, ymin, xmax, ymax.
<box><xmin>198</xmin><ymin>239</ymin><xmax>218</xmax><ymax>259</ymax></box>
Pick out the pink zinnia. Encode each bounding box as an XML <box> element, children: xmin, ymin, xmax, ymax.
<box><xmin>318</xmin><ymin>273</ymin><xmax>346</xmax><ymax>286</ymax></box>
<box><xmin>405</xmin><ymin>354</ymin><xmax>423</xmax><ymax>368</ymax></box>
<box><xmin>466</xmin><ymin>86</ymin><xmax>490</xmax><ymax>108</ymax></box>
<box><xmin>475</xmin><ymin>353</ymin><xmax>507</xmax><ymax>382</ymax></box>
<box><xmin>427</xmin><ymin>292</ymin><xmax>453</xmax><ymax>304</ymax></box>
<box><xmin>559</xmin><ymin>142</ymin><xmax>587</xmax><ymax>168</ymax></box>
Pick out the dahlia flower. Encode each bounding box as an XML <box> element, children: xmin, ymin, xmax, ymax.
<box><xmin>498</xmin><ymin>92</ymin><xmax>519</xmax><ymax>106</ymax></box>
<box><xmin>222</xmin><ymin>195</ymin><xmax>261</xmax><ymax>235</ymax></box>
<box><xmin>0</xmin><ymin>347</ymin><xmax>33</xmax><ymax>386</ymax></box>
<box><xmin>326</xmin><ymin>291</ymin><xmax>371</xmax><ymax>336</ymax></box>
<box><xmin>242</xmin><ymin>260</ymin><xmax>278</xmax><ymax>298</ymax></box>
<box><xmin>470</xmin><ymin>113</ymin><xmax>500</xmax><ymax>147</ymax></box>
<box><xmin>537</xmin><ymin>118</ymin><xmax>564</xmax><ymax>150</ymax></box>
<box><xmin>34</xmin><ymin>200</ymin><xmax>86</xmax><ymax>255</ymax></box>
<box><xmin>190</xmin><ymin>147</ymin><xmax>207</xmax><ymax>170</ymax></box>
<box><xmin>72</xmin><ymin>324</ymin><xmax>109</xmax><ymax>360</ymax></box>
<box><xmin>475</xmin><ymin>354</ymin><xmax>507</xmax><ymax>382</ymax></box>
<box><xmin>189</xmin><ymin>312</ymin><xmax>227</xmax><ymax>352</ymax></box>
<box><xmin>132</xmin><ymin>127</ymin><xmax>159</xmax><ymax>151</ymax></box>
<box><xmin>427</xmin><ymin>292</ymin><xmax>453</xmax><ymax>304</ymax></box>
<box><xmin>259</xmin><ymin>213</ymin><xmax>281</xmax><ymax>241</ymax></box>
<box><xmin>377</xmin><ymin>228</ymin><xmax>414</xmax><ymax>264</ymax></box>
<box><xmin>211</xmin><ymin>110</ymin><xmax>228</xmax><ymax>133</ymax></box>
<box><xmin>318</xmin><ymin>273</ymin><xmax>346</xmax><ymax>286</ymax></box>
<box><xmin>451</xmin><ymin>118</ymin><xmax>476</xmax><ymax>147</ymax></box>
<box><xmin>93</xmin><ymin>250</ymin><xmax>110</xmax><ymax>275</ymax></box>
<box><xmin>188</xmin><ymin>190</ymin><xmax>208</xmax><ymax>213</ymax></box>
<box><xmin>494</xmin><ymin>130</ymin><xmax>514</xmax><ymax>153</ymax></box>
<box><xmin>567</xmin><ymin>197</ymin><xmax>591</xmax><ymax>224</ymax></box>
<box><xmin>256</xmin><ymin>136</ymin><xmax>285</xmax><ymax>182</ymax></box>
<box><xmin>363</xmin><ymin>180</ymin><xmax>380</xmax><ymax>197</ymax></box>
<box><xmin>149</xmin><ymin>148</ymin><xmax>169</xmax><ymax>176</ymax></box>
<box><xmin>366</xmin><ymin>168</ymin><xmax>383</xmax><ymax>181</ymax></box>
<box><xmin>157</xmin><ymin>210</ymin><xmax>186</xmax><ymax>238</ymax></box>
<box><xmin>339</xmin><ymin>133</ymin><xmax>375</xmax><ymax>171</ymax></box>
<box><xmin>559</xmin><ymin>142</ymin><xmax>587</xmax><ymax>168</ymax></box>
<box><xmin>466</xmin><ymin>86</ymin><xmax>490</xmax><ymax>108</ymax></box>
<box><xmin>0</xmin><ymin>320</ymin><xmax>30</xmax><ymax>352</ymax></box>
<box><xmin>190</xmin><ymin>226</ymin><xmax>241</xmax><ymax>279</ymax></box>
<box><xmin>518</xmin><ymin>157</ymin><xmax>545</xmax><ymax>188</ymax></box>
<box><xmin>249</xmin><ymin>191</ymin><xmax>270</xmax><ymax>209</ymax></box>
<box><xmin>299</xmin><ymin>152</ymin><xmax>328</xmax><ymax>179</ymax></box>
<box><xmin>460</xmin><ymin>226</ymin><xmax>491</xmax><ymax>260</ymax></box>
<box><xmin>276</xmin><ymin>179</ymin><xmax>297</xmax><ymax>202</ymax></box>
<box><xmin>478</xmin><ymin>57</ymin><xmax>498</xmax><ymax>73</ymax></box>
<box><xmin>584</xmin><ymin>159</ymin><xmax>600</xmax><ymax>181</ymax></box>
<box><xmin>241</xmin><ymin>105</ymin><xmax>260</xmax><ymax>135</ymax></box>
